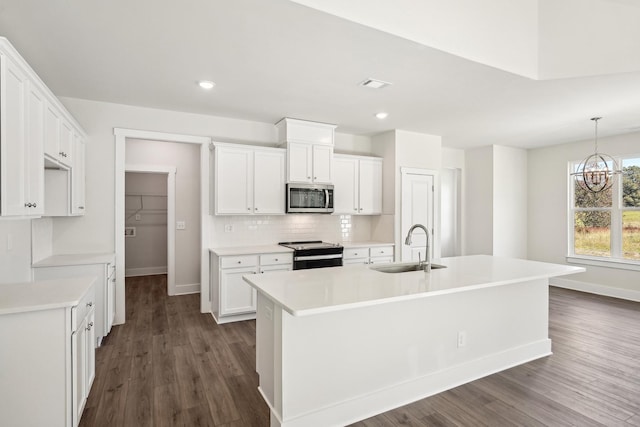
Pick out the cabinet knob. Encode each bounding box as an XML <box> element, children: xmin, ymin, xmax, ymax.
<box><xmin>354</xmin><ymin>253</ymin><xmax>358</xmax><ymax>256</ymax></box>
<box><xmin>314</xmin><ymin>177</ymin><xmax>317</xmax><ymax>180</ymax></box>
<box><xmin>24</xmin><ymin>202</ymin><xmax>32</xmax><ymax>208</ymax></box>
<box><xmin>78</xmin><ymin>206</ymin><xmax>85</xmax><ymax>210</ymax></box>
<box><xmin>354</xmin><ymin>208</ymin><xmax>358</xmax><ymax>211</ymax></box>
<box><xmin>275</xmin><ymin>258</ymin><xmax>278</xmax><ymax>261</ymax></box>
<box><xmin>87</xmin><ymin>302</ymin><xmax>93</xmax><ymax>307</ymax></box>
<box><xmin>247</xmin><ymin>207</ymin><xmax>251</xmax><ymax>211</ymax></box>
<box><xmin>307</xmin><ymin>176</ymin><xmax>311</xmax><ymax>179</ymax></box>
<box><xmin>359</xmin><ymin>208</ymin><xmax>363</xmax><ymax>211</ymax></box>
<box><xmin>32</xmin><ymin>203</ymin><xmax>37</xmax><ymax>208</ymax></box>
<box><xmin>237</xmin><ymin>261</ymin><xmax>242</xmax><ymax>264</ymax></box>
<box><xmin>255</xmin><ymin>207</ymin><xmax>258</xmax><ymax>211</ymax></box>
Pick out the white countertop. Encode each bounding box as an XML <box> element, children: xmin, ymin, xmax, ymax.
<box><xmin>342</xmin><ymin>241</ymin><xmax>393</xmax><ymax>248</ymax></box>
<box><xmin>0</xmin><ymin>276</ymin><xmax>96</xmax><ymax>315</ymax></box>
<box><xmin>210</xmin><ymin>245</ymin><xmax>294</xmax><ymax>256</ymax></box>
<box><xmin>244</xmin><ymin>255</ymin><xmax>585</xmax><ymax>316</ymax></box>
<box><xmin>33</xmin><ymin>252</ymin><xmax>115</xmax><ymax>268</ymax></box>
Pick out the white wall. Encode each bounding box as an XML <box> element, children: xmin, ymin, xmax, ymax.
<box><xmin>464</xmin><ymin>145</ymin><xmax>527</xmax><ymax>258</ymax></box>
<box><xmin>465</xmin><ymin>146</ymin><xmax>494</xmax><ymax>255</ymax></box>
<box><xmin>528</xmin><ymin>131</ymin><xmax>640</xmax><ymax>297</ymax></box>
<box><xmin>124</xmin><ymin>172</ymin><xmax>168</xmax><ymax>276</ymax></box>
<box><xmin>370</xmin><ymin>130</ymin><xmax>442</xmax><ymax>257</ymax></box>
<box><xmin>493</xmin><ymin>145</ymin><xmax>527</xmax><ymax>258</ymax></box>
<box><xmin>0</xmin><ymin>220</ymin><xmax>32</xmax><ymax>283</ymax></box>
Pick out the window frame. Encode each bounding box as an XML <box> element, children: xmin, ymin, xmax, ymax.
<box><xmin>567</xmin><ymin>154</ymin><xmax>640</xmax><ymax>271</ymax></box>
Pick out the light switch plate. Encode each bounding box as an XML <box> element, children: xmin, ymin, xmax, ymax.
<box><xmin>176</xmin><ymin>221</ymin><xmax>186</xmax><ymax>230</ymax></box>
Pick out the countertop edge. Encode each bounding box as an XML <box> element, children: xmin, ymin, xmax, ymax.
<box><xmin>33</xmin><ymin>252</ymin><xmax>116</xmax><ymax>268</ymax></box>
<box><xmin>0</xmin><ymin>276</ymin><xmax>97</xmax><ymax>315</ymax></box>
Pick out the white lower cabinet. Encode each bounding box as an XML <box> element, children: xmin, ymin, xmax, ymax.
<box><xmin>0</xmin><ymin>279</ymin><xmax>95</xmax><ymax>427</ymax></box>
<box><xmin>33</xmin><ymin>258</ymin><xmax>116</xmax><ymax>345</ymax></box>
<box><xmin>211</xmin><ymin>250</ymin><xmax>292</xmax><ymax>323</ymax></box>
<box><xmin>343</xmin><ymin>245</ymin><xmax>394</xmax><ymax>265</ymax></box>
<box><xmin>72</xmin><ymin>300</ymin><xmax>95</xmax><ymax>427</ymax></box>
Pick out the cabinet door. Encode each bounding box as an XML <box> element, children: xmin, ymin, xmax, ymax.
<box><xmin>358</xmin><ymin>158</ymin><xmax>382</xmax><ymax>214</ymax></box>
<box><xmin>287</xmin><ymin>142</ymin><xmax>312</xmax><ymax>183</ymax></box>
<box><xmin>59</xmin><ymin>120</ymin><xmax>74</xmax><ymax>167</ymax></box>
<box><xmin>26</xmin><ymin>81</ymin><xmax>45</xmax><ymax>215</ymax></box>
<box><xmin>333</xmin><ymin>156</ymin><xmax>358</xmax><ymax>214</ymax></box>
<box><xmin>0</xmin><ymin>54</ymin><xmax>27</xmax><ymax>216</ymax></box>
<box><xmin>254</xmin><ymin>149</ymin><xmax>285</xmax><ymax>214</ymax></box>
<box><xmin>71</xmin><ymin>134</ymin><xmax>85</xmax><ymax>215</ymax></box>
<box><xmin>72</xmin><ymin>319</ymin><xmax>87</xmax><ymax>427</ymax></box>
<box><xmin>86</xmin><ymin>309</ymin><xmax>96</xmax><ymax>393</ymax></box>
<box><xmin>312</xmin><ymin>144</ymin><xmax>333</xmax><ymax>183</ymax></box>
<box><xmin>215</xmin><ymin>146</ymin><xmax>253</xmax><ymax>214</ymax></box>
<box><xmin>43</xmin><ymin>101</ymin><xmax>60</xmax><ymax>160</ymax></box>
<box><xmin>220</xmin><ymin>267</ymin><xmax>257</xmax><ymax>316</ymax></box>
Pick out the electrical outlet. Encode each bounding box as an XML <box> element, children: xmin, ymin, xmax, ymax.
<box><xmin>176</xmin><ymin>221</ymin><xmax>186</xmax><ymax>230</ymax></box>
<box><xmin>135</xmin><ymin>214</ymin><xmax>141</xmax><ymax>221</ymax></box>
<box><xmin>457</xmin><ymin>331</ymin><xmax>466</xmax><ymax>348</ymax></box>
<box><xmin>225</xmin><ymin>224</ymin><xmax>233</xmax><ymax>232</ymax></box>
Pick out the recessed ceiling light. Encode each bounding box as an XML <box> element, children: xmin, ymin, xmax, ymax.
<box><xmin>375</xmin><ymin>112</ymin><xmax>388</xmax><ymax>119</ymax></box>
<box><xmin>360</xmin><ymin>78</ymin><xmax>391</xmax><ymax>89</ymax></box>
<box><xmin>198</xmin><ymin>80</ymin><xmax>215</xmax><ymax>90</ymax></box>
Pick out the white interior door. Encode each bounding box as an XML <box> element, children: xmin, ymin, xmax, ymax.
<box><xmin>401</xmin><ymin>169</ymin><xmax>435</xmax><ymax>262</ymax></box>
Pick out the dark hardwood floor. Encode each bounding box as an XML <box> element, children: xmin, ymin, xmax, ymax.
<box><xmin>81</xmin><ymin>275</ymin><xmax>640</xmax><ymax>427</ymax></box>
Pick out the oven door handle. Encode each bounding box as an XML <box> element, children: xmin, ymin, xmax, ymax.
<box><xmin>324</xmin><ymin>189</ymin><xmax>329</xmax><ymax>209</ymax></box>
<box><xmin>294</xmin><ymin>254</ymin><xmax>343</xmax><ymax>261</ymax></box>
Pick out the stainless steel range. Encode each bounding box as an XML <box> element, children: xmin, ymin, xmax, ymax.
<box><xmin>279</xmin><ymin>241</ymin><xmax>343</xmax><ymax>270</ymax></box>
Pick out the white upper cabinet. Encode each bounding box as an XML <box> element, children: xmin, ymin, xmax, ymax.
<box><xmin>0</xmin><ymin>38</ymin><xmax>86</xmax><ymax>218</ymax></box>
<box><xmin>286</xmin><ymin>142</ymin><xmax>334</xmax><ymax>184</ymax></box>
<box><xmin>333</xmin><ymin>154</ymin><xmax>382</xmax><ymax>215</ymax></box>
<box><xmin>0</xmin><ymin>52</ymin><xmax>44</xmax><ymax>217</ymax></box>
<box><xmin>276</xmin><ymin>118</ymin><xmax>335</xmax><ymax>145</ymax></box>
<box><xmin>277</xmin><ymin>118</ymin><xmax>336</xmax><ymax>184</ymax></box>
<box><xmin>312</xmin><ymin>144</ymin><xmax>333</xmax><ymax>183</ymax></box>
<box><xmin>44</xmin><ymin>100</ymin><xmax>74</xmax><ymax>168</ymax></box>
<box><xmin>213</xmin><ymin>143</ymin><xmax>286</xmax><ymax>215</ymax></box>
<box><xmin>254</xmin><ymin>148</ymin><xmax>286</xmax><ymax>214</ymax></box>
<box><xmin>70</xmin><ymin>132</ymin><xmax>85</xmax><ymax>215</ymax></box>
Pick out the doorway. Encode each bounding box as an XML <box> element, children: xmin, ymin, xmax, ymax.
<box><xmin>114</xmin><ymin>129</ymin><xmax>211</xmax><ymax>326</ymax></box>
<box><xmin>400</xmin><ymin>168</ymin><xmax>438</xmax><ymax>262</ymax></box>
<box><xmin>124</xmin><ymin>169</ymin><xmax>175</xmax><ymax>294</ymax></box>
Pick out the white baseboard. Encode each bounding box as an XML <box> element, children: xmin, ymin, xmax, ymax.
<box><xmin>174</xmin><ymin>282</ymin><xmax>200</xmax><ymax>295</ymax></box>
<box><xmin>125</xmin><ymin>266</ymin><xmax>168</xmax><ymax>277</ymax></box>
<box><xmin>551</xmin><ymin>277</ymin><xmax>640</xmax><ymax>302</ymax></box>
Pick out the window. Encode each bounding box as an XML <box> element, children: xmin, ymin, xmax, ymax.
<box><xmin>569</xmin><ymin>155</ymin><xmax>640</xmax><ymax>267</ymax></box>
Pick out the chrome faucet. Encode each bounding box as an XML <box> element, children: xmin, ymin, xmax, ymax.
<box><xmin>404</xmin><ymin>224</ymin><xmax>431</xmax><ymax>272</ymax></box>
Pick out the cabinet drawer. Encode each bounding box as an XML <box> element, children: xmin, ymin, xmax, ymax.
<box><xmin>343</xmin><ymin>248</ymin><xmax>368</xmax><ymax>260</ymax></box>
<box><xmin>370</xmin><ymin>246</ymin><xmax>394</xmax><ymax>257</ymax></box>
<box><xmin>220</xmin><ymin>255</ymin><xmax>258</xmax><ymax>269</ymax></box>
<box><xmin>260</xmin><ymin>253</ymin><xmax>293</xmax><ymax>266</ymax></box>
<box><xmin>72</xmin><ymin>284</ymin><xmax>95</xmax><ymax>331</ymax></box>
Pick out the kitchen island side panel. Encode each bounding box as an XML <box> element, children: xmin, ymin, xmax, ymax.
<box><xmin>257</xmin><ymin>278</ymin><xmax>550</xmax><ymax>426</ymax></box>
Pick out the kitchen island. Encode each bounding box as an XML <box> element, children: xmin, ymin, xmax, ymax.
<box><xmin>243</xmin><ymin>255</ymin><xmax>584</xmax><ymax>427</ymax></box>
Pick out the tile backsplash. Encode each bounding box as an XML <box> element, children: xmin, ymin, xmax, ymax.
<box><xmin>210</xmin><ymin>214</ymin><xmax>372</xmax><ymax>247</ymax></box>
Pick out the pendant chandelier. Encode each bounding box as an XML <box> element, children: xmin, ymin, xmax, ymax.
<box><xmin>571</xmin><ymin>117</ymin><xmax>621</xmax><ymax>193</ymax></box>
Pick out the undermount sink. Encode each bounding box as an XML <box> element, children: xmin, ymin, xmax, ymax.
<box><xmin>370</xmin><ymin>262</ymin><xmax>447</xmax><ymax>273</ymax></box>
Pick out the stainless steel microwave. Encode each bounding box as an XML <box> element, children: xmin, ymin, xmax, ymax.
<box><xmin>286</xmin><ymin>183</ymin><xmax>334</xmax><ymax>213</ymax></box>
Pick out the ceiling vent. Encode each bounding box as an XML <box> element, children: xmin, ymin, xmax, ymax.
<box><xmin>360</xmin><ymin>78</ymin><xmax>391</xmax><ymax>89</ymax></box>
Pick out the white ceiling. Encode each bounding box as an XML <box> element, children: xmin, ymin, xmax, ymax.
<box><xmin>1</xmin><ymin>0</ymin><xmax>640</xmax><ymax>149</ymax></box>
